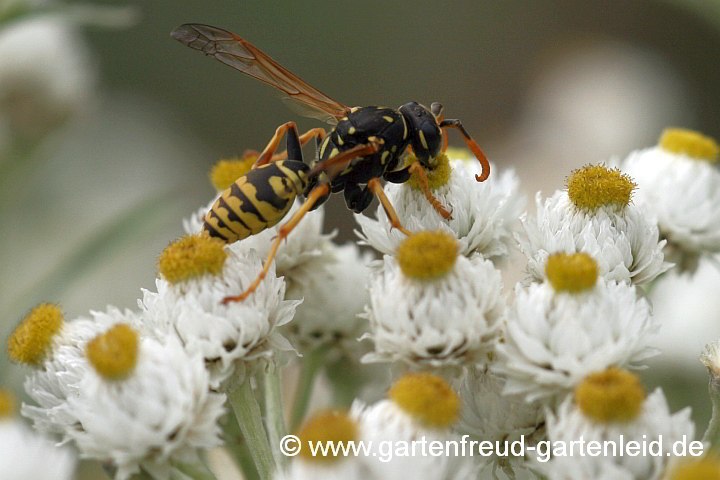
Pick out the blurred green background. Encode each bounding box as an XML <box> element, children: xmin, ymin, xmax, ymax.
<box><xmin>2</xmin><ymin>0</ymin><xmax>720</xmax><ymax>474</ymax></box>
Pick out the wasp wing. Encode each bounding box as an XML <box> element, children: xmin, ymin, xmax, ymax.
<box><xmin>171</xmin><ymin>24</ymin><xmax>350</xmax><ymax>124</ymax></box>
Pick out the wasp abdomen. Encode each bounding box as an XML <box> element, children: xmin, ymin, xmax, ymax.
<box><xmin>203</xmin><ymin>160</ymin><xmax>309</xmax><ymax>243</ymax></box>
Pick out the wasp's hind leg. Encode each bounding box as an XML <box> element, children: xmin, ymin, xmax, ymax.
<box><xmin>221</xmin><ymin>183</ymin><xmax>332</xmax><ymax>304</ymax></box>
<box><xmin>367</xmin><ymin>178</ymin><xmax>411</xmax><ymax>236</ymax></box>
<box><xmin>254</xmin><ymin>122</ymin><xmax>325</xmax><ymax>167</ymax></box>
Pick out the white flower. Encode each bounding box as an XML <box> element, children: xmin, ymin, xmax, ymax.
<box><xmin>140</xmin><ymin>250</ymin><xmax>299</xmax><ymax>388</ymax></box>
<box><xmin>0</xmin><ymin>16</ymin><xmax>95</xmax><ymax>147</ymax></box>
<box><xmin>184</xmin><ymin>198</ymin><xmax>335</xmax><ymax>278</ymax></box>
<box><xmin>22</xmin><ymin>307</ymin><xmax>137</xmax><ymax>438</ymax></box>
<box><xmin>283</xmin><ymin>242</ymin><xmax>372</xmax><ymax>359</ymax></box>
<box><xmin>621</xmin><ymin>146</ymin><xmax>720</xmax><ymax>268</ymax></box>
<box><xmin>517</xmin><ymin>190</ymin><xmax>670</xmax><ymax>286</ymax></box>
<box><xmin>0</xmin><ymin>419</ymin><xmax>76</xmax><ymax>480</ymax></box>
<box><xmin>454</xmin><ymin>367</ymin><xmax>544</xmax><ymax>472</ymax></box>
<box><xmin>494</xmin><ymin>279</ymin><xmax>658</xmax><ymax>402</ymax></box>
<box><xmin>355</xmin><ymin>160</ymin><xmax>525</xmax><ymax>262</ymax></box>
<box><xmin>540</xmin><ymin>390</ymin><xmax>695</xmax><ymax>480</ymax></box>
<box><xmin>275</xmin><ymin>457</ymin><xmax>371</xmax><ymax>480</ymax></box>
<box><xmin>351</xmin><ymin>400</ymin><xmax>476</xmax><ymax>480</ymax></box>
<box><xmin>361</xmin><ymin>254</ymin><xmax>505</xmax><ymax>371</ymax></box>
<box><xmin>66</xmin><ymin>334</ymin><xmax>225</xmax><ymax>480</ymax></box>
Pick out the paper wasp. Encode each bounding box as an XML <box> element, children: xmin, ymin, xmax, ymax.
<box><xmin>171</xmin><ymin>24</ymin><xmax>491</xmax><ymax>301</ymax></box>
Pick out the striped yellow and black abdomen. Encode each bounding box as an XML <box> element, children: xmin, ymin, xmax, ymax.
<box><xmin>204</xmin><ymin>160</ymin><xmax>310</xmax><ymax>243</ymax></box>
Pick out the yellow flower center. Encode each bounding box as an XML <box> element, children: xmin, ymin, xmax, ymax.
<box><xmin>396</xmin><ymin>230</ymin><xmax>458</xmax><ymax>280</ymax></box>
<box><xmin>659</xmin><ymin>128</ymin><xmax>719</xmax><ymax>163</ymax></box>
<box><xmin>567</xmin><ymin>165</ymin><xmax>636</xmax><ymax>211</ymax></box>
<box><xmin>546</xmin><ymin>252</ymin><xmax>598</xmax><ymax>293</ymax></box>
<box><xmin>210</xmin><ymin>156</ymin><xmax>256</xmax><ymax>191</ymax></box>
<box><xmin>404</xmin><ymin>153</ymin><xmax>452</xmax><ymax>191</ymax></box>
<box><xmin>295</xmin><ymin>409</ymin><xmax>358</xmax><ymax>462</ymax></box>
<box><xmin>0</xmin><ymin>389</ymin><xmax>15</xmax><ymax>418</ymax></box>
<box><xmin>668</xmin><ymin>457</ymin><xmax>720</xmax><ymax>480</ymax></box>
<box><xmin>7</xmin><ymin>303</ymin><xmax>65</xmax><ymax>366</ymax></box>
<box><xmin>390</xmin><ymin>372</ymin><xmax>459</xmax><ymax>428</ymax></box>
<box><xmin>86</xmin><ymin>324</ymin><xmax>139</xmax><ymax>381</ymax></box>
<box><xmin>574</xmin><ymin>368</ymin><xmax>645</xmax><ymax>423</ymax></box>
<box><xmin>157</xmin><ymin>233</ymin><xmax>227</xmax><ymax>283</ymax></box>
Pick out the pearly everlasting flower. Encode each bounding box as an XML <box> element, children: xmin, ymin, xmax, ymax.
<box><xmin>0</xmin><ymin>418</ymin><xmax>76</xmax><ymax>480</ymax></box>
<box><xmin>356</xmin><ymin>154</ymin><xmax>525</xmax><ymax>262</ymax></box>
<box><xmin>454</xmin><ymin>366</ymin><xmax>544</xmax><ymax>475</ymax></box>
<box><xmin>495</xmin><ymin>253</ymin><xmax>658</xmax><ymax>403</ymax></box>
<box><xmin>141</xmin><ymin>234</ymin><xmax>299</xmax><ymax>388</ymax></box>
<box><xmin>540</xmin><ymin>370</ymin><xmax>695</xmax><ymax>480</ymax></box>
<box><xmin>620</xmin><ymin>128</ymin><xmax>720</xmax><ymax>272</ymax></box>
<box><xmin>361</xmin><ymin>231</ymin><xmax>504</xmax><ymax>372</ymax></box>
<box><xmin>283</xmin><ymin>242</ymin><xmax>372</xmax><ymax>359</ymax></box>
<box><xmin>517</xmin><ymin>165</ymin><xmax>671</xmax><ymax>286</ymax></box>
<box><xmin>279</xmin><ymin>409</ymin><xmax>370</xmax><ymax>480</ymax></box>
<box><xmin>0</xmin><ymin>16</ymin><xmax>95</xmax><ymax>148</ymax></box>
<box><xmin>20</xmin><ymin>306</ymin><xmax>138</xmax><ymax>437</ymax></box>
<box><xmin>351</xmin><ymin>373</ymin><xmax>476</xmax><ymax>480</ymax></box>
<box><xmin>66</xmin><ymin>332</ymin><xmax>225</xmax><ymax>480</ymax></box>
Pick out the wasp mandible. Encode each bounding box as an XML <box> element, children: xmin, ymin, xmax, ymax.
<box><xmin>171</xmin><ymin>24</ymin><xmax>491</xmax><ymax>302</ymax></box>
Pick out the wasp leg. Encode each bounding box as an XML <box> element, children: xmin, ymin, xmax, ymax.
<box><xmin>268</xmin><ymin>128</ymin><xmax>326</xmax><ymax>163</ymax></box>
<box><xmin>439</xmin><ymin>119</ymin><xmax>490</xmax><ymax>182</ymax></box>
<box><xmin>221</xmin><ymin>183</ymin><xmax>332</xmax><ymax>304</ymax></box>
<box><xmin>408</xmin><ymin>162</ymin><xmax>453</xmax><ymax>220</ymax></box>
<box><xmin>306</xmin><ymin>142</ymin><xmax>380</xmax><ymax>178</ymax></box>
<box><xmin>367</xmin><ymin>178</ymin><xmax>411</xmax><ymax>237</ymax></box>
<box><xmin>255</xmin><ymin>122</ymin><xmax>325</xmax><ymax>167</ymax></box>
<box><xmin>343</xmin><ymin>182</ymin><xmax>374</xmax><ymax>213</ymax></box>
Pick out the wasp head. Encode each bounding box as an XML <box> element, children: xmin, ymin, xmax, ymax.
<box><xmin>399</xmin><ymin>101</ymin><xmax>443</xmax><ymax>165</ymax></box>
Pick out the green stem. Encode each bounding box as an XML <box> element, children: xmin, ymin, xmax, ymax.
<box><xmin>170</xmin><ymin>459</ymin><xmax>219</xmax><ymax>480</ymax></box>
<box><xmin>290</xmin><ymin>347</ymin><xmax>328</xmax><ymax>431</ymax></box>
<box><xmin>222</xmin><ymin>419</ymin><xmax>260</xmax><ymax>480</ymax></box>
<box><xmin>703</xmin><ymin>376</ymin><xmax>720</xmax><ymax>451</ymax></box>
<box><xmin>263</xmin><ymin>361</ymin><xmax>288</xmax><ymax>470</ymax></box>
<box><xmin>228</xmin><ymin>379</ymin><xmax>274</xmax><ymax>480</ymax></box>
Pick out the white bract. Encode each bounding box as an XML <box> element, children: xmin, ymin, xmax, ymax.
<box><xmin>361</xmin><ymin>254</ymin><xmax>504</xmax><ymax>371</ymax></box>
<box><xmin>140</xmin><ymin>250</ymin><xmax>299</xmax><ymax>388</ymax></box>
<box><xmin>540</xmin><ymin>390</ymin><xmax>695</xmax><ymax>480</ymax></box>
<box><xmin>22</xmin><ymin>308</ymin><xmax>137</xmax><ymax>438</ymax></box>
<box><xmin>356</xmin><ymin>160</ymin><xmax>525</xmax><ymax>262</ymax></box>
<box><xmin>0</xmin><ymin>418</ymin><xmax>76</xmax><ymax>480</ymax></box>
<box><xmin>351</xmin><ymin>400</ymin><xmax>476</xmax><ymax>480</ymax></box>
<box><xmin>622</xmin><ymin>146</ymin><xmax>720</xmax><ymax>269</ymax></box>
<box><xmin>517</xmin><ymin>191</ymin><xmax>670</xmax><ymax>285</ymax></box>
<box><xmin>66</xmin><ymin>335</ymin><xmax>225</xmax><ymax>480</ymax></box>
<box><xmin>495</xmin><ymin>279</ymin><xmax>658</xmax><ymax>402</ymax></box>
<box><xmin>283</xmin><ymin>242</ymin><xmax>372</xmax><ymax>358</ymax></box>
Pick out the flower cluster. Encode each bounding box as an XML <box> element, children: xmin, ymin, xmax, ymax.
<box><xmin>7</xmin><ymin>134</ymin><xmax>720</xmax><ymax>480</ymax></box>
